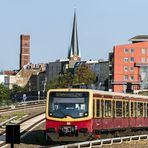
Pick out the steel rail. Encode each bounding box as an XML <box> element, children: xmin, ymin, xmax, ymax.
<box><xmin>0</xmin><ymin>99</ymin><xmax>46</xmax><ymax>110</ymax></box>
<box><xmin>0</xmin><ymin>112</ymin><xmax>45</xmax><ymax>147</ymax></box>
<box><xmin>0</xmin><ymin>100</ymin><xmax>46</xmax><ymax>115</ymax></box>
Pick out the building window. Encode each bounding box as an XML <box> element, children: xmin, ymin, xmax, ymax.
<box><xmin>124</xmin><ymin>75</ymin><xmax>128</xmax><ymax>80</ymax></box>
<box><xmin>142</xmin><ymin>57</ymin><xmax>147</xmax><ymax>63</ymax></box>
<box><xmin>130</xmin><ymin>57</ymin><xmax>134</xmax><ymax>62</ymax></box>
<box><xmin>124</xmin><ymin>66</ymin><xmax>128</xmax><ymax>71</ymax></box>
<box><xmin>124</xmin><ymin>48</ymin><xmax>128</xmax><ymax>54</ymax></box>
<box><xmin>130</xmin><ymin>76</ymin><xmax>134</xmax><ymax>81</ymax></box>
<box><xmin>124</xmin><ymin>58</ymin><xmax>128</xmax><ymax>62</ymax></box>
<box><xmin>142</xmin><ymin>48</ymin><xmax>146</xmax><ymax>54</ymax></box>
<box><xmin>130</xmin><ymin>48</ymin><xmax>134</xmax><ymax>54</ymax></box>
<box><xmin>130</xmin><ymin>67</ymin><xmax>134</xmax><ymax>71</ymax></box>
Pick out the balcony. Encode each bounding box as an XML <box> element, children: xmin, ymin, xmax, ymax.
<box><xmin>111</xmin><ymin>81</ymin><xmax>141</xmax><ymax>85</ymax></box>
<box><xmin>135</xmin><ymin>62</ymin><xmax>148</xmax><ymax>67</ymax></box>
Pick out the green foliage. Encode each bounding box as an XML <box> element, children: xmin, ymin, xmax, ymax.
<box><xmin>0</xmin><ymin>84</ymin><xmax>10</xmax><ymax>106</ymax></box>
<box><xmin>46</xmin><ymin>72</ymin><xmax>74</xmax><ymax>89</ymax></box>
<box><xmin>74</xmin><ymin>64</ymin><xmax>96</xmax><ymax>85</ymax></box>
<box><xmin>46</xmin><ymin>64</ymin><xmax>96</xmax><ymax>89</ymax></box>
<box><xmin>11</xmin><ymin>84</ymin><xmax>27</xmax><ymax>94</ymax></box>
<box><xmin>0</xmin><ymin>84</ymin><xmax>27</xmax><ymax>106</ymax></box>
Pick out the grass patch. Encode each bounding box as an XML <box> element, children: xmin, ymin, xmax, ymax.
<box><xmin>0</xmin><ymin>112</ymin><xmax>28</xmax><ymax>123</ymax></box>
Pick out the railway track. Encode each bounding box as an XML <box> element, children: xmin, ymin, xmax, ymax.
<box><xmin>0</xmin><ymin>112</ymin><xmax>45</xmax><ymax>148</ymax></box>
<box><xmin>0</xmin><ymin>100</ymin><xmax>46</xmax><ymax>115</ymax></box>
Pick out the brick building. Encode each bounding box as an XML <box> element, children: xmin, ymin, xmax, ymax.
<box><xmin>109</xmin><ymin>35</ymin><xmax>148</xmax><ymax>93</ymax></box>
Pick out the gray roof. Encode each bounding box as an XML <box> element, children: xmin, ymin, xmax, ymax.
<box><xmin>129</xmin><ymin>35</ymin><xmax>148</xmax><ymax>42</ymax></box>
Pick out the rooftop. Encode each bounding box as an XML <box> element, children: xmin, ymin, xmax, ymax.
<box><xmin>129</xmin><ymin>35</ymin><xmax>148</xmax><ymax>43</ymax></box>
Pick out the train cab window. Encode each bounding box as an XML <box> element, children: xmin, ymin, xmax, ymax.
<box><xmin>130</xmin><ymin>102</ymin><xmax>135</xmax><ymax>117</ymax></box>
<box><xmin>96</xmin><ymin>100</ymin><xmax>101</xmax><ymax>117</ymax></box>
<box><xmin>49</xmin><ymin>92</ymin><xmax>89</xmax><ymax>118</ymax></box>
<box><xmin>104</xmin><ymin>100</ymin><xmax>112</xmax><ymax>117</ymax></box>
<box><xmin>137</xmin><ymin>102</ymin><xmax>143</xmax><ymax>117</ymax></box>
<box><xmin>116</xmin><ymin>101</ymin><xmax>122</xmax><ymax>117</ymax></box>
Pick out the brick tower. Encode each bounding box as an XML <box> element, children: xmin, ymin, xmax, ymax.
<box><xmin>20</xmin><ymin>34</ymin><xmax>30</xmax><ymax>69</ymax></box>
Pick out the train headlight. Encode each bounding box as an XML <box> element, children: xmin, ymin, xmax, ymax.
<box><xmin>84</xmin><ymin>112</ymin><xmax>88</xmax><ymax>116</ymax></box>
<box><xmin>49</xmin><ymin>112</ymin><xmax>53</xmax><ymax>116</ymax></box>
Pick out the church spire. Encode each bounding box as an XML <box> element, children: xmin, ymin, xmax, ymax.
<box><xmin>68</xmin><ymin>10</ymin><xmax>81</xmax><ymax>61</ymax></box>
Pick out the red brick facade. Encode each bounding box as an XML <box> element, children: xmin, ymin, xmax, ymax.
<box><xmin>20</xmin><ymin>34</ymin><xmax>30</xmax><ymax>69</ymax></box>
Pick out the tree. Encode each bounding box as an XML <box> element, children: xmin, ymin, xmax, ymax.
<box><xmin>74</xmin><ymin>64</ymin><xmax>96</xmax><ymax>85</ymax></box>
<box><xmin>46</xmin><ymin>72</ymin><xmax>74</xmax><ymax>89</ymax></box>
<box><xmin>11</xmin><ymin>84</ymin><xmax>27</xmax><ymax>94</ymax></box>
<box><xmin>46</xmin><ymin>64</ymin><xmax>96</xmax><ymax>89</ymax></box>
<box><xmin>0</xmin><ymin>84</ymin><xmax>10</xmax><ymax>105</ymax></box>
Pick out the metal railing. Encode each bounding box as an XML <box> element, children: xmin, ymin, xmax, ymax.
<box><xmin>51</xmin><ymin>134</ymin><xmax>148</xmax><ymax>148</ymax></box>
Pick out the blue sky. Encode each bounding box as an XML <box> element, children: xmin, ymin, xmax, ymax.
<box><xmin>1</xmin><ymin>0</ymin><xmax>148</xmax><ymax>70</ymax></box>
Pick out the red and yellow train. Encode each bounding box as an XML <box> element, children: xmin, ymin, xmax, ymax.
<box><xmin>45</xmin><ymin>88</ymin><xmax>148</xmax><ymax>142</ymax></box>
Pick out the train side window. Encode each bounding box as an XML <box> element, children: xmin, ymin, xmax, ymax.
<box><xmin>137</xmin><ymin>102</ymin><xmax>143</xmax><ymax>117</ymax></box>
<box><xmin>123</xmin><ymin>101</ymin><xmax>129</xmax><ymax>117</ymax></box>
<box><xmin>116</xmin><ymin>101</ymin><xmax>122</xmax><ymax>117</ymax></box>
<box><xmin>96</xmin><ymin>99</ymin><xmax>101</xmax><ymax>117</ymax></box>
<box><xmin>104</xmin><ymin>100</ymin><xmax>112</xmax><ymax>117</ymax></box>
<box><xmin>102</xmin><ymin>100</ymin><xmax>104</xmax><ymax>117</ymax></box>
<box><xmin>147</xmin><ymin>103</ymin><xmax>148</xmax><ymax>117</ymax></box>
<box><xmin>131</xmin><ymin>102</ymin><xmax>135</xmax><ymax>117</ymax></box>
<box><xmin>144</xmin><ymin>103</ymin><xmax>146</xmax><ymax>117</ymax></box>
<box><xmin>123</xmin><ymin>101</ymin><xmax>125</xmax><ymax>117</ymax></box>
<box><xmin>126</xmin><ymin>101</ymin><xmax>129</xmax><ymax>117</ymax></box>
<box><xmin>113</xmin><ymin>101</ymin><xmax>115</xmax><ymax>117</ymax></box>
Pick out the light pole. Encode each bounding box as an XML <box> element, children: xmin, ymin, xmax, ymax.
<box><xmin>42</xmin><ymin>77</ymin><xmax>47</xmax><ymax>100</ymax></box>
<box><xmin>29</xmin><ymin>82</ymin><xmax>31</xmax><ymax>92</ymax></box>
<box><xmin>37</xmin><ymin>72</ymin><xmax>40</xmax><ymax>102</ymax></box>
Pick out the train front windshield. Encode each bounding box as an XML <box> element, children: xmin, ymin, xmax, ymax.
<box><xmin>48</xmin><ymin>92</ymin><xmax>89</xmax><ymax>118</ymax></box>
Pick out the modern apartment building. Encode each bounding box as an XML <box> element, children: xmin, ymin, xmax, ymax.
<box><xmin>109</xmin><ymin>35</ymin><xmax>148</xmax><ymax>93</ymax></box>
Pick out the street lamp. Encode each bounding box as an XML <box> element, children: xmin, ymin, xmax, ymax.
<box><xmin>29</xmin><ymin>82</ymin><xmax>31</xmax><ymax>92</ymax></box>
<box><xmin>42</xmin><ymin>77</ymin><xmax>47</xmax><ymax>100</ymax></box>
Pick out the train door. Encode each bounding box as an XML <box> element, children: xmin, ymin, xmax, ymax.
<box><xmin>93</xmin><ymin>98</ymin><xmax>102</xmax><ymax>131</ymax></box>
